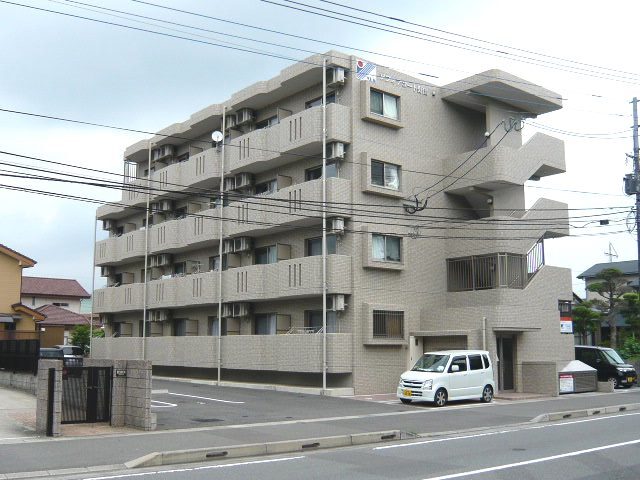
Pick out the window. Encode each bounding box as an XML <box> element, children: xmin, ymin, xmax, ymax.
<box><xmin>305</xmin><ymin>235</ymin><xmax>337</xmax><ymax>256</ymax></box>
<box><xmin>51</xmin><ymin>302</ymin><xmax>69</xmax><ymax>307</ymax></box>
<box><xmin>255</xmin><ymin>115</ymin><xmax>279</xmax><ymax>129</ymax></box>
<box><xmin>209</xmin><ymin>317</ymin><xmax>227</xmax><ymax>336</ymax></box>
<box><xmin>254</xmin><ymin>313</ymin><xmax>276</xmax><ymax>335</ymax></box>
<box><xmin>372</xmin><ymin>310</ymin><xmax>403</xmax><ymax>338</ymax></box>
<box><xmin>255</xmin><ymin>245</ymin><xmax>277</xmax><ymax>265</ymax></box>
<box><xmin>174</xmin><ymin>207</ymin><xmax>187</xmax><ymax>219</ymax></box>
<box><xmin>254</xmin><ymin>179</ymin><xmax>277</xmax><ymax>195</ymax></box>
<box><xmin>305</xmin><ymin>91</ymin><xmax>336</xmax><ymax>109</ymax></box>
<box><xmin>209</xmin><ymin>255</ymin><xmax>228</xmax><ymax>271</ymax></box>
<box><xmin>372</xmin><ymin>234</ymin><xmax>401</xmax><ymax>262</ymax></box>
<box><xmin>31</xmin><ymin>296</ymin><xmax>36</xmax><ymax>307</ymax></box>
<box><xmin>371</xmin><ymin>160</ymin><xmax>400</xmax><ymax>190</ymax></box>
<box><xmin>305</xmin><ymin>163</ymin><xmax>338</xmax><ymax>181</ymax></box>
<box><xmin>210</xmin><ymin>195</ymin><xmax>230</xmax><ymax>209</ymax></box>
<box><xmin>370</xmin><ymin>89</ymin><xmax>399</xmax><ymax>119</ymax></box>
<box><xmin>449</xmin><ymin>356</ymin><xmax>468</xmax><ymax>372</ymax></box>
<box><xmin>173</xmin><ymin>319</ymin><xmax>187</xmax><ymax>337</ymax></box>
<box><xmin>469</xmin><ymin>355</ymin><xmax>484</xmax><ymax>370</ymax></box>
<box><xmin>482</xmin><ymin>354</ymin><xmax>491</xmax><ymax>369</ymax></box>
<box><xmin>305</xmin><ymin>311</ymin><xmax>337</xmax><ymax>333</ymax></box>
<box><xmin>173</xmin><ymin>262</ymin><xmax>186</xmax><ymax>276</ymax></box>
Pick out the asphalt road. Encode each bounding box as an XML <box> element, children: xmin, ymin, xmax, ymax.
<box><xmin>72</xmin><ymin>411</ymin><xmax>640</xmax><ymax>480</ymax></box>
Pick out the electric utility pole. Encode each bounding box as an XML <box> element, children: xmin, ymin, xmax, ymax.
<box><xmin>625</xmin><ymin>98</ymin><xmax>640</xmax><ymax>284</ymax></box>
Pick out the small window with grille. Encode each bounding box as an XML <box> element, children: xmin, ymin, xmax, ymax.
<box><xmin>372</xmin><ymin>310</ymin><xmax>404</xmax><ymax>338</ymax></box>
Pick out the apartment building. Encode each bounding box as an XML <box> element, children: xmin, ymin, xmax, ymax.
<box><xmin>92</xmin><ymin>51</ymin><xmax>574</xmax><ymax>395</ymax></box>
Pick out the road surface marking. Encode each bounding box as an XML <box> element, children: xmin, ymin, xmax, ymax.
<box><xmin>167</xmin><ymin>392</ymin><xmax>245</xmax><ymax>404</ymax></box>
<box><xmin>150</xmin><ymin>400</ymin><xmax>177</xmax><ymax>408</ymax></box>
<box><xmin>83</xmin><ymin>456</ymin><xmax>305</xmax><ymax>479</ymax></box>
<box><xmin>421</xmin><ymin>438</ymin><xmax>640</xmax><ymax>480</ymax></box>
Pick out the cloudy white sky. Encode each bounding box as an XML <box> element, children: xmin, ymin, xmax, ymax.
<box><xmin>0</xmin><ymin>0</ymin><xmax>638</xmax><ymax>296</ymax></box>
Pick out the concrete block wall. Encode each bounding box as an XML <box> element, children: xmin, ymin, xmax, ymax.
<box><xmin>522</xmin><ymin>362</ymin><xmax>559</xmax><ymax>396</ymax></box>
<box><xmin>35</xmin><ymin>359</ymin><xmax>62</xmax><ymax>436</ymax></box>
<box><xmin>0</xmin><ymin>370</ymin><xmax>38</xmax><ymax>395</ymax></box>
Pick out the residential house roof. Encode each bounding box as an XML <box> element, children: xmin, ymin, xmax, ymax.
<box><xmin>577</xmin><ymin>260</ymin><xmax>638</xmax><ymax>279</ymax></box>
<box><xmin>36</xmin><ymin>304</ymin><xmax>90</xmax><ymax>326</ymax></box>
<box><xmin>22</xmin><ymin>277</ymin><xmax>90</xmax><ymax>299</ymax></box>
<box><xmin>11</xmin><ymin>303</ymin><xmax>46</xmax><ymax>321</ymax></box>
<box><xmin>0</xmin><ymin>244</ymin><xmax>36</xmax><ymax>267</ymax></box>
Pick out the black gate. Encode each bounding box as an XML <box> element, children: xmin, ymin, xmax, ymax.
<box><xmin>62</xmin><ymin>367</ymin><xmax>112</xmax><ymax>424</ymax></box>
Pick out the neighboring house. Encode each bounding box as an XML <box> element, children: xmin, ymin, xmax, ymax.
<box><xmin>0</xmin><ymin>244</ymin><xmax>45</xmax><ymax>335</ymax></box>
<box><xmin>21</xmin><ymin>276</ymin><xmax>91</xmax><ymax>314</ymax></box>
<box><xmin>577</xmin><ymin>260</ymin><xmax>639</xmax><ymax>344</ymax></box>
<box><xmin>92</xmin><ymin>51</ymin><xmax>574</xmax><ymax>395</ymax></box>
<box><xmin>36</xmin><ymin>304</ymin><xmax>95</xmax><ymax>345</ymax></box>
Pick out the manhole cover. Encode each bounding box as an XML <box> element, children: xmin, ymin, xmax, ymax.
<box><xmin>191</xmin><ymin>418</ymin><xmax>223</xmax><ymax>423</ymax></box>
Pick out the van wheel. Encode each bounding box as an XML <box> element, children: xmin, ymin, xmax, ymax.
<box><xmin>608</xmin><ymin>377</ymin><xmax>619</xmax><ymax>389</ymax></box>
<box><xmin>434</xmin><ymin>388</ymin><xmax>447</xmax><ymax>407</ymax></box>
<box><xmin>481</xmin><ymin>385</ymin><xmax>494</xmax><ymax>403</ymax></box>
<box><xmin>400</xmin><ymin>398</ymin><xmax>412</xmax><ymax>404</ymax></box>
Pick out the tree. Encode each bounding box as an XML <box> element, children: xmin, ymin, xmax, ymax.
<box><xmin>572</xmin><ymin>301</ymin><xmax>602</xmax><ymax>345</ymax></box>
<box><xmin>586</xmin><ymin>268</ymin><xmax>630</xmax><ymax>349</ymax></box>
<box><xmin>620</xmin><ymin>292</ymin><xmax>640</xmax><ymax>336</ymax></box>
<box><xmin>69</xmin><ymin>324</ymin><xmax>104</xmax><ymax>354</ymax></box>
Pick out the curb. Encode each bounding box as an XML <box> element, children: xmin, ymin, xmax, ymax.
<box><xmin>530</xmin><ymin>402</ymin><xmax>640</xmax><ymax>423</ymax></box>
<box><xmin>125</xmin><ymin>430</ymin><xmax>408</xmax><ymax>469</ymax></box>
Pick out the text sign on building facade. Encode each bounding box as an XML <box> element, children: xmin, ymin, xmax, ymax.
<box><xmin>357</xmin><ymin>59</ymin><xmax>430</xmax><ymax>96</ymax></box>
<box><xmin>559</xmin><ymin>300</ymin><xmax>573</xmax><ymax>334</ymax></box>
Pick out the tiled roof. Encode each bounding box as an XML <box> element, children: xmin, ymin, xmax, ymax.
<box><xmin>36</xmin><ymin>304</ymin><xmax>90</xmax><ymax>326</ymax></box>
<box><xmin>577</xmin><ymin>260</ymin><xmax>638</xmax><ymax>279</ymax></box>
<box><xmin>22</xmin><ymin>277</ymin><xmax>90</xmax><ymax>299</ymax></box>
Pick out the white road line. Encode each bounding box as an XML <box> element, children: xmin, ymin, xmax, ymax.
<box><xmin>83</xmin><ymin>456</ymin><xmax>305</xmax><ymax>479</ymax></box>
<box><xmin>421</xmin><ymin>438</ymin><xmax>640</xmax><ymax>480</ymax></box>
<box><xmin>150</xmin><ymin>400</ymin><xmax>177</xmax><ymax>408</ymax></box>
<box><xmin>167</xmin><ymin>392</ymin><xmax>245</xmax><ymax>404</ymax></box>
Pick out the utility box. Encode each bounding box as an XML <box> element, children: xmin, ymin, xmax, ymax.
<box><xmin>558</xmin><ymin>360</ymin><xmax>597</xmax><ymax>394</ymax></box>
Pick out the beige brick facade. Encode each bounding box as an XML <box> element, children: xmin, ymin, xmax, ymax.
<box><xmin>93</xmin><ymin>51</ymin><xmax>574</xmax><ymax>395</ymax></box>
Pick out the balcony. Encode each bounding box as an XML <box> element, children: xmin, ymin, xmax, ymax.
<box><xmin>229</xmin><ymin>103</ymin><xmax>351</xmax><ymax>173</ymax></box>
<box><xmin>223</xmin><ymin>254</ymin><xmax>352</xmax><ymax>303</ymax></box>
<box><xmin>95</xmin><ymin>230</ymin><xmax>146</xmax><ymax>266</ymax></box>
<box><xmin>443</xmin><ymin>133</ymin><xmax>565</xmax><ymax>197</ymax></box>
<box><xmin>147</xmin><ymin>271</ymin><xmax>219</xmax><ymax>309</ymax></box>
<box><xmin>91</xmin><ymin>333</ymin><xmax>353</xmax><ymax>373</ymax></box>
<box><xmin>97</xmin><ymin>147</ymin><xmax>221</xmax><ymax>220</ymax></box>
<box><xmin>93</xmin><ymin>283</ymin><xmax>144</xmax><ymax>313</ymax></box>
<box><xmin>149</xmin><ymin>211</ymin><xmax>218</xmax><ymax>254</ymax></box>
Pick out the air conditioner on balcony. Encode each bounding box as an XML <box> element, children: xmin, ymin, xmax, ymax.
<box><xmin>102</xmin><ymin>219</ymin><xmax>116</xmax><ymax>231</ymax></box>
<box><xmin>225</xmin><ymin>114</ymin><xmax>237</xmax><ymax>130</ymax></box>
<box><xmin>159</xmin><ymin>199</ymin><xmax>174</xmax><ymax>212</ymax></box>
<box><xmin>235</xmin><ymin>108</ymin><xmax>255</xmax><ymax>126</ymax></box>
<box><xmin>327</xmin><ymin>142</ymin><xmax>346</xmax><ymax>160</ymax></box>
<box><xmin>223</xmin><ymin>239</ymin><xmax>235</xmax><ymax>254</ymax></box>
<box><xmin>328</xmin><ymin>294</ymin><xmax>346</xmax><ymax>311</ymax></box>
<box><xmin>234</xmin><ymin>236</ymin><xmax>253</xmax><ymax>253</ymax></box>
<box><xmin>100</xmin><ymin>266</ymin><xmax>115</xmax><ymax>277</ymax></box>
<box><xmin>235</xmin><ymin>172</ymin><xmax>254</xmax><ymax>189</ymax></box>
<box><xmin>149</xmin><ymin>309</ymin><xmax>171</xmax><ymax>322</ymax></box>
<box><xmin>233</xmin><ymin>302</ymin><xmax>251</xmax><ymax>317</ymax></box>
<box><xmin>222</xmin><ymin>303</ymin><xmax>234</xmax><ymax>318</ymax></box>
<box><xmin>223</xmin><ymin>177</ymin><xmax>236</xmax><ymax>192</ymax></box>
<box><xmin>151</xmin><ymin>254</ymin><xmax>172</xmax><ymax>267</ymax></box>
<box><xmin>154</xmin><ymin>144</ymin><xmax>174</xmax><ymax>161</ymax></box>
<box><xmin>329</xmin><ymin>217</ymin><xmax>345</xmax><ymax>234</ymax></box>
<box><xmin>326</xmin><ymin>67</ymin><xmax>345</xmax><ymax>87</ymax></box>
<box><xmin>151</xmin><ymin>148</ymin><xmax>161</xmax><ymax>161</ymax></box>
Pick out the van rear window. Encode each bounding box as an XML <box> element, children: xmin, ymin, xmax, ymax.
<box><xmin>482</xmin><ymin>354</ymin><xmax>490</xmax><ymax>368</ymax></box>
<box><xmin>469</xmin><ymin>355</ymin><xmax>483</xmax><ymax>370</ymax></box>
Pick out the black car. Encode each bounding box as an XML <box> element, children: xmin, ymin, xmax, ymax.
<box><xmin>575</xmin><ymin>346</ymin><xmax>637</xmax><ymax>388</ymax></box>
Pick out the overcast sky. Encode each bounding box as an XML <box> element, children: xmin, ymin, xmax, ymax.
<box><xmin>0</xmin><ymin>0</ymin><xmax>638</xmax><ymax>296</ymax></box>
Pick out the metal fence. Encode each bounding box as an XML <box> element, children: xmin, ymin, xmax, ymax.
<box><xmin>373</xmin><ymin>310</ymin><xmax>404</xmax><ymax>338</ymax></box>
<box><xmin>0</xmin><ymin>338</ymin><xmax>40</xmax><ymax>374</ymax></box>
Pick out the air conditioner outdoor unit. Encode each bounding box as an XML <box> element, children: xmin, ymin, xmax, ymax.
<box><xmin>102</xmin><ymin>219</ymin><xmax>116</xmax><ymax>231</ymax></box>
<box><xmin>156</xmin><ymin>144</ymin><xmax>174</xmax><ymax>160</ymax></box>
<box><xmin>235</xmin><ymin>172</ymin><xmax>254</xmax><ymax>189</ymax></box>
<box><xmin>223</xmin><ymin>239</ymin><xmax>235</xmax><ymax>254</ymax></box>
<box><xmin>100</xmin><ymin>266</ymin><xmax>115</xmax><ymax>277</ymax></box>
<box><xmin>236</xmin><ymin>108</ymin><xmax>255</xmax><ymax>126</ymax></box>
<box><xmin>159</xmin><ymin>199</ymin><xmax>174</xmax><ymax>212</ymax></box>
<box><xmin>329</xmin><ymin>217</ymin><xmax>345</xmax><ymax>234</ymax></box>
<box><xmin>326</xmin><ymin>67</ymin><xmax>345</xmax><ymax>86</ymax></box>
<box><xmin>328</xmin><ymin>294</ymin><xmax>346</xmax><ymax>311</ymax></box>
<box><xmin>225</xmin><ymin>114</ymin><xmax>237</xmax><ymax>130</ymax></box>
<box><xmin>223</xmin><ymin>177</ymin><xmax>236</xmax><ymax>192</ymax></box>
<box><xmin>327</xmin><ymin>142</ymin><xmax>346</xmax><ymax>160</ymax></box>
<box><xmin>233</xmin><ymin>302</ymin><xmax>251</xmax><ymax>317</ymax></box>
<box><xmin>151</xmin><ymin>254</ymin><xmax>172</xmax><ymax>267</ymax></box>
<box><xmin>150</xmin><ymin>309</ymin><xmax>171</xmax><ymax>322</ymax></box>
<box><xmin>234</xmin><ymin>236</ymin><xmax>253</xmax><ymax>252</ymax></box>
<box><xmin>151</xmin><ymin>148</ymin><xmax>161</xmax><ymax>161</ymax></box>
<box><xmin>222</xmin><ymin>303</ymin><xmax>234</xmax><ymax>318</ymax></box>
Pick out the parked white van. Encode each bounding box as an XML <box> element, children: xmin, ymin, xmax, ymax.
<box><xmin>397</xmin><ymin>350</ymin><xmax>495</xmax><ymax>407</ymax></box>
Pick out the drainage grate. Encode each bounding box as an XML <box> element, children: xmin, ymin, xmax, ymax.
<box><xmin>191</xmin><ymin>418</ymin><xmax>223</xmax><ymax>423</ymax></box>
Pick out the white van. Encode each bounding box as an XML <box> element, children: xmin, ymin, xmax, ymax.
<box><xmin>397</xmin><ymin>350</ymin><xmax>495</xmax><ymax>407</ymax></box>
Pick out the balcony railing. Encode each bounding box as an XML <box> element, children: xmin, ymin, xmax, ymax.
<box><xmin>447</xmin><ymin>239</ymin><xmax>545</xmax><ymax>292</ymax></box>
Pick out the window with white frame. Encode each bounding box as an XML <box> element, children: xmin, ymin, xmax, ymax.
<box><xmin>255</xmin><ymin>245</ymin><xmax>277</xmax><ymax>265</ymax></box>
<box><xmin>372</xmin><ymin>234</ymin><xmax>401</xmax><ymax>262</ymax></box>
<box><xmin>370</xmin><ymin>90</ymin><xmax>399</xmax><ymax>120</ymax></box>
<box><xmin>254</xmin><ymin>313</ymin><xmax>276</xmax><ymax>335</ymax></box>
<box><xmin>372</xmin><ymin>310</ymin><xmax>404</xmax><ymax>338</ymax></box>
<box><xmin>305</xmin><ymin>163</ymin><xmax>338</xmax><ymax>181</ymax></box>
<box><xmin>305</xmin><ymin>310</ymin><xmax>337</xmax><ymax>333</ymax></box>
<box><xmin>254</xmin><ymin>179</ymin><xmax>277</xmax><ymax>195</ymax></box>
<box><xmin>371</xmin><ymin>160</ymin><xmax>400</xmax><ymax>190</ymax></box>
<box><xmin>305</xmin><ymin>235</ymin><xmax>337</xmax><ymax>256</ymax></box>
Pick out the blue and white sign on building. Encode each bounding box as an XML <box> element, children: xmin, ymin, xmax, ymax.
<box><xmin>356</xmin><ymin>59</ymin><xmax>377</xmax><ymax>82</ymax></box>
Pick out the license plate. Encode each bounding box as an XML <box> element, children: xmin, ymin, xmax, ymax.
<box><xmin>628</xmin><ymin>377</ymin><xmax>635</xmax><ymax>383</ymax></box>
<box><xmin>403</xmin><ymin>389</ymin><xmax>412</xmax><ymax>397</ymax></box>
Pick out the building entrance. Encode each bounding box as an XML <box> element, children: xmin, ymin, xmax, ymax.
<box><xmin>497</xmin><ymin>335</ymin><xmax>515</xmax><ymax>391</ymax></box>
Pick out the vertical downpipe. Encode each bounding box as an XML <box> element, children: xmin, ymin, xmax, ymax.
<box><xmin>142</xmin><ymin>142</ymin><xmax>152</xmax><ymax>359</ymax></box>
<box><xmin>322</xmin><ymin>58</ymin><xmax>328</xmax><ymax>393</ymax></box>
<box><xmin>89</xmin><ymin>213</ymin><xmax>97</xmax><ymax>357</ymax></box>
<box><xmin>217</xmin><ymin>108</ymin><xmax>227</xmax><ymax>384</ymax></box>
